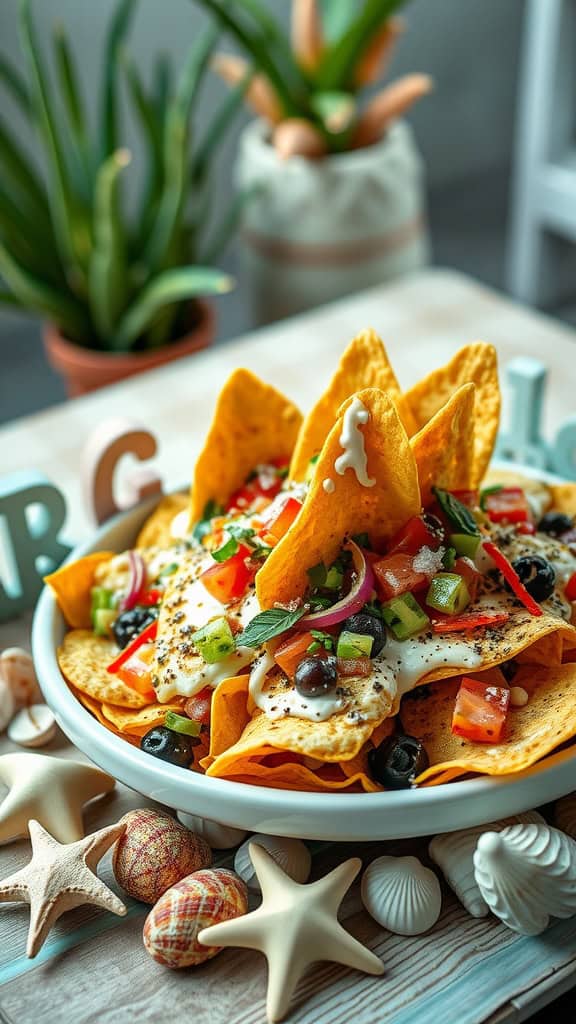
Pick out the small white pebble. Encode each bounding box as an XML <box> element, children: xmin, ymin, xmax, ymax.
<box><xmin>7</xmin><ymin>704</ymin><xmax>56</xmax><ymax>747</ymax></box>
<box><xmin>509</xmin><ymin>686</ymin><xmax>529</xmax><ymax>707</ymax></box>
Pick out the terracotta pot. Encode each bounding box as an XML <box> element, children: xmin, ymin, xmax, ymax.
<box><xmin>43</xmin><ymin>300</ymin><xmax>215</xmax><ymax>398</ymax></box>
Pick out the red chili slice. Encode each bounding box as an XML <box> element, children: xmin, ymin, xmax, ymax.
<box><xmin>482</xmin><ymin>540</ymin><xmax>543</xmax><ymax>617</ymax></box>
<box><xmin>107</xmin><ymin>620</ymin><xmax>158</xmax><ymax>673</ymax></box>
<box><xmin>432</xmin><ymin>611</ymin><xmax>510</xmax><ymax>633</ymax></box>
<box><xmin>565</xmin><ymin>571</ymin><xmax>576</xmax><ymax>602</ymax></box>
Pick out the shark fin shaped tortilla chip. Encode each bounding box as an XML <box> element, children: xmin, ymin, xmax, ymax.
<box><xmin>257</xmin><ymin>387</ymin><xmax>421</xmax><ymax>609</ymax></box>
<box><xmin>189</xmin><ymin>368</ymin><xmax>302</xmax><ymax>527</ymax></box>
<box><xmin>289</xmin><ymin>329</ymin><xmax>416</xmax><ymax>481</ymax></box>
<box><xmin>410</xmin><ymin>383</ymin><xmax>476</xmax><ymax>507</ymax></box>
<box><xmin>404</xmin><ymin>342</ymin><xmax>500</xmax><ymax>486</ymax></box>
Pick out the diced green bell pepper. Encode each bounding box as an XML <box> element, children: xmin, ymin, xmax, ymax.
<box><xmin>426</xmin><ymin>573</ymin><xmax>471</xmax><ymax>615</ymax></box>
<box><xmin>164</xmin><ymin>711</ymin><xmax>202</xmax><ymax>737</ymax></box>
<box><xmin>93</xmin><ymin>608</ymin><xmax>117</xmax><ymax>637</ymax></box>
<box><xmin>191</xmin><ymin>617</ymin><xmax>236</xmax><ymax>663</ymax></box>
<box><xmin>91</xmin><ymin>587</ymin><xmax>115</xmax><ymax>631</ymax></box>
<box><xmin>382</xmin><ymin>593</ymin><xmax>429</xmax><ymax>640</ymax></box>
<box><xmin>336</xmin><ymin>630</ymin><xmax>374</xmax><ymax>659</ymax></box>
<box><xmin>449</xmin><ymin>533</ymin><xmax>481</xmax><ymax>558</ymax></box>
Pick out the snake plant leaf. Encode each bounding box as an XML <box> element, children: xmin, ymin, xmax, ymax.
<box><xmin>200</xmin><ymin>185</ymin><xmax>259</xmax><ymax>264</ymax></box>
<box><xmin>191</xmin><ymin>69</ymin><xmax>252</xmax><ymax>186</ymax></box>
<box><xmin>88</xmin><ymin>149</ymin><xmax>130</xmax><ymax>342</ymax></box>
<box><xmin>0</xmin><ymin>117</ymin><xmax>51</xmax><ymax>227</ymax></box>
<box><xmin>0</xmin><ymin>54</ymin><xmax>31</xmax><ymax>113</ymax></box>
<box><xmin>0</xmin><ymin>186</ymin><xmax>62</xmax><ymax>284</ymax></box>
<box><xmin>153</xmin><ymin>54</ymin><xmax>172</xmax><ymax>118</ymax></box>
<box><xmin>101</xmin><ymin>0</ymin><xmax>138</xmax><ymax>157</ymax></box>
<box><xmin>124</xmin><ymin>56</ymin><xmax>164</xmax><ymax>232</ymax></box>
<box><xmin>112</xmin><ymin>267</ymin><xmax>233</xmax><ymax>351</ymax></box>
<box><xmin>53</xmin><ymin>21</ymin><xmax>92</xmax><ymax>196</ymax></box>
<box><xmin>0</xmin><ymin>288</ymin><xmax>25</xmax><ymax>309</ymax></box>
<box><xmin>314</xmin><ymin>0</ymin><xmax>405</xmax><ymax>91</ymax></box>
<box><xmin>318</xmin><ymin>1</ymin><xmax>356</xmax><ymax>44</ymax></box>
<box><xmin>0</xmin><ymin>241</ymin><xmax>90</xmax><ymax>340</ymax></box>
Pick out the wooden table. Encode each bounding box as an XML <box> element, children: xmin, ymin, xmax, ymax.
<box><xmin>1</xmin><ymin>269</ymin><xmax>575</xmax><ymax>1024</ymax></box>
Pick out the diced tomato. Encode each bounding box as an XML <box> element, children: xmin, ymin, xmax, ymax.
<box><xmin>259</xmin><ymin>496</ymin><xmax>302</xmax><ymax>547</ymax></box>
<box><xmin>450</xmin><ymin>490</ymin><xmax>479</xmax><ymax>509</ymax></box>
<box><xmin>184</xmin><ymin>688</ymin><xmax>212</xmax><ymax>726</ymax></box>
<box><xmin>517</xmin><ymin>521</ymin><xmax>536</xmax><ymax>535</ymax></box>
<box><xmin>485</xmin><ymin>487</ymin><xmax>530</xmax><ymax>524</ymax></box>
<box><xmin>274</xmin><ymin>631</ymin><xmax>319</xmax><ymax>678</ymax></box>
<box><xmin>454</xmin><ymin>557</ymin><xmax>481</xmax><ymax>602</ymax></box>
<box><xmin>432</xmin><ymin>610</ymin><xmax>510</xmax><ymax>633</ymax></box>
<box><xmin>226</xmin><ymin>460</ymin><xmax>288</xmax><ymax>513</ymax></box>
<box><xmin>139</xmin><ymin>588</ymin><xmax>163</xmax><ymax>606</ymax></box>
<box><xmin>107</xmin><ymin>620</ymin><xmax>158</xmax><ymax>674</ymax></box>
<box><xmin>336</xmin><ymin>656</ymin><xmax>371</xmax><ymax>677</ymax></box>
<box><xmin>452</xmin><ymin>676</ymin><xmax>510</xmax><ymax>742</ymax></box>
<box><xmin>200</xmin><ymin>544</ymin><xmax>256</xmax><ymax>603</ymax></box>
<box><xmin>482</xmin><ymin>540</ymin><xmax>543</xmax><ymax>617</ymax></box>
<box><xmin>373</xmin><ymin>552</ymin><xmax>433</xmax><ymax>601</ymax></box>
<box><xmin>116</xmin><ymin>643</ymin><xmax>156</xmax><ymax>699</ymax></box>
<box><xmin>388</xmin><ymin>514</ymin><xmax>443</xmax><ymax>555</ymax></box>
<box><xmin>565</xmin><ymin>571</ymin><xmax>576</xmax><ymax>602</ymax></box>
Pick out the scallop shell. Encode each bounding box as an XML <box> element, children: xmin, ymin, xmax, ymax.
<box><xmin>429</xmin><ymin>810</ymin><xmax>545</xmax><ymax>917</ymax></box>
<box><xmin>0</xmin><ymin>679</ymin><xmax>15</xmax><ymax>732</ymax></box>
<box><xmin>143</xmin><ymin>868</ymin><xmax>248</xmax><ymax>968</ymax></box>
<box><xmin>0</xmin><ymin>648</ymin><xmax>42</xmax><ymax>708</ymax></box>
<box><xmin>361</xmin><ymin>855</ymin><xmax>441</xmax><ymax>936</ymax></box>
<box><xmin>112</xmin><ymin>808</ymin><xmax>212</xmax><ymax>903</ymax></box>
<box><xmin>234</xmin><ymin>834</ymin><xmax>311</xmax><ymax>891</ymax></box>
<box><xmin>473</xmin><ymin>823</ymin><xmax>576</xmax><ymax>935</ymax></box>
<box><xmin>176</xmin><ymin>811</ymin><xmax>247</xmax><ymax>850</ymax></box>
<box><xmin>7</xmin><ymin>704</ymin><xmax>56</xmax><ymax>747</ymax></box>
<box><xmin>554</xmin><ymin>793</ymin><xmax>576</xmax><ymax>840</ymax></box>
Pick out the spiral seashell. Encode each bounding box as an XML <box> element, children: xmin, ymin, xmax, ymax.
<box><xmin>112</xmin><ymin>808</ymin><xmax>212</xmax><ymax>903</ymax></box>
<box><xmin>429</xmin><ymin>810</ymin><xmax>545</xmax><ymax>918</ymax></box>
<box><xmin>473</xmin><ymin>823</ymin><xmax>576</xmax><ymax>935</ymax></box>
<box><xmin>361</xmin><ymin>855</ymin><xmax>441</xmax><ymax>936</ymax></box>
<box><xmin>0</xmin><ymin>648</ymin><xmax>42</xmax><ymax>708</ymax></box>
<box><xmin>176</xmin><ymin>811</ymin><xmax>247</xmax><ymax>850</ymax></box>
<box><xmin>554</xmin><ymin>793</ymin><xmax>576</xmax><ymax>840</ymax></box>
<box><xmin>234</xmin><ymin>834</ymin><xmax>311</xmax><ymax>892</ymax></box>
<box><xmin>143</xmin><ymin>868</ymin><xmax>248</xmax><ymax>968</ymax></box>
<box><xmin>0</xmin><ymin>679</ymin><xmax>15</xmax><ymax>732</ymax></box>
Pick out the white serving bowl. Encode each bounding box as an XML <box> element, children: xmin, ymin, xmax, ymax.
<box><xmin>32</xmin><ymin>478</ymin><xmax>576</xmax><ymax>842</ymax></box>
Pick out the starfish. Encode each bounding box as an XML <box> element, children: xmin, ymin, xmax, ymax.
<box><xmin>0</xmin><ymin>818</ymin><xmax>127</xmax><ymax>957</ymax></box>
<box><xmin>199</xmin><ymin>843</ymin><xmax>383</xmax><ymax>1022</ymax></box>
<box><xmin>0</xmin><ymin>752</ymin><xmax>115</xmax><ymax>845</ymax></box>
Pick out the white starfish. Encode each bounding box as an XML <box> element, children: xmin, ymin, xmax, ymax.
<box><xmin>0</xmin><ymin>752</ymin><xmax>115</xmax><ymax>845</ymax></box>
<box><xmin>199</xmin><ymin>842</ymin><xmax>384</xmax><ymax>1022</ymax></box>
<box><xmin>0</xmin><ymin>819</ymin><xmax>127</xmax><ymax>957</ymax></box>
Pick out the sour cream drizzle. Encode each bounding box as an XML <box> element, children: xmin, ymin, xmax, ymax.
<box><xmin>248</xmin><ymin>652</ymin><xmax>345</xmax><ymax>722</ymax></box>
<box><xmin>334</xmin><ymin>397</ymin><xmax>375</xmax><ymax>487</ymax></box>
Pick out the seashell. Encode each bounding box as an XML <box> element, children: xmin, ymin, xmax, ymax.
<box><xmin>473</xmin><ymin>823</ymin><xmax>576</xmax><ymax>935</ymax></box>
<box><xmin>0</xmin><ymin>679</ymin><xmax>16</xmax><ymax>732</ymax></box>
<box><xmin>143</xmin><ymin>868</ymin><xmax>248</xmax><ymax>968</ymax></box>
<box><xmin>429</xmin><ymin>810</ymin><xmax>545</xmax><ymax>917</ymax></box>
<box><xmin>112</xmin><ymin>808</ymin><xmax>212</xmax><ymax>904</ymax></box>
<box><xmin>554</xmin><ymin>793</ymin><xmax>576</xmax><ymax>840</ymax></box>
<box><xmin>234</xmin><ymin>834</ymin><xmax>311</xmax><ymax>892</ymax></box>
<box><xmin>361</xmin><ymin>855</ymin><xmax>441</xmax><ymax>936</ymax></box>
<box><xmin>176</xmin><ymin>811</ymin><xmax>247</xmax><ymax>850</ymax></box>
<box><xmin>7</xmin><ymin>704</ymin><xmax>56</xmax><ymax>747</ymax></box>
<box><xmin>0</xmin><ymin>648</ymin><xmax>42</xmax><ymax>708</ymax></box>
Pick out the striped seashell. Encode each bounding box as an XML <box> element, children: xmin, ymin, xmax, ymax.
<box><xmin>0</xmin><ymin>648</ymin><xmax>41</xmax><ymax>709</ymax></box>
<box><xmin>429</xmin><ymin>810</ymin><xmax>545</xmax><ymax>917</ymax></box>
<box><xmin>143</xmin><ymin>868</ymin><xmax>248</xmax><ymax>968</ymax></box>
<box><xmin>361</xmin><ymin>855</ymin><xmax>441</xmax><ymax>936</ymax></box>
<box><xmin>234</xmin><ymin>834</ymin><xmax>311</xmax><ymax>891</ymax></box>
<box><xmin>0</xmin><ymin>679</ymin><xmax>15</xmax><ymax>732</ymax></box>
<box><xmin>176</xmin><ymin>811</ymin><xmax>247</xmax><ymax>850</ymax></box>
<box><xmin>112</xmin><ymin>808</ymin><xmax>211</xmax><ymax>904</ymax></box>
<box><xmin>554</xmin><ymin>793</ymin><xmax>576</xmax><ymax>840</ymax></box>
<box><xmin>474</xmin><ymin>824</ymin><xmax>576</xmax><ymax>935</ymax></box>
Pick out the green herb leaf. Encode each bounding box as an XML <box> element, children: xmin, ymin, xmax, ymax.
<box><xmin>239</xmin><ymin>607</ymin><xmax>306</xmax><ymax>648</ymax></box>
<box><xmin>480</xmin><ymin>484</ymin><xmax>503</xmax><ymax>510</ymax></box>
<box><xmin>442</xmin><ymin>547</ymin><xmax>457</xmax><ymax>571</ymax></box>
<box><xmin>309</xmin><ymin>629</ymin><xmax>334</xmax><ymax>652</ymax></box>
<box><xmin>192</xmin><ymin>499</ymin><xmax>223</xmax><ymax>543</ymax></box>
<box><xmin>227</xmin><ymin>523</ymin><xmax>256</xmax><ymax>543</ymax></box>
<box><xmin>211</xmin><ymin>535</ymin><xmax>239</xmax><ymax>562</ymax></box>
<box><xmin>307</xmin><ymin>641</ymin><xmax>321</xmax><ymax>654</ymax></box>
<box><xmin>351</xmin><ymin>532</ymin><xmax>370</xmax><ymax>549</ymax></box>
<box><xmin>307</xmin><ymin>562</ymin><xmax>327</xmax><ymax>588</ymax></box>
<box><xmin>432</xmin><ymin>487</ymin><xmax>481</xmax><ymax>537</ymax></box>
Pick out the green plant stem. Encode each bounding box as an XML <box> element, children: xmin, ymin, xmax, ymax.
<box><xmin>0</xmin><ymin>241</ymin><xmax>90</xmax><ymax>339</ymax></box>
<box><xmin>315</xmin><ymin>0</ymin><xmax>407</xmax><ymax>90</ymax></box>
<box><xmin>53</xmin><ymin>22</ymin><xmax>93</xmax><ymax>197</ymax></box>
<box><xmin>101</xmin><ymin>0</ymin><xmax>138</xmax><ymax>157</ymax></box>
<box><xmin>88</xmin><ymin>149</ymin><xmax>130</xmax><ymax>344</ymax></box>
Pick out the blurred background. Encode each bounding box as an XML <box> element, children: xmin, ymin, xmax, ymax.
<box><xmin>0</xmin><ymin>0</ymin><xmax>574</xmax><ymax>422</ymax></box>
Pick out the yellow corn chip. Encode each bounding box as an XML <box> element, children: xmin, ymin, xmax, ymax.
<box><xmin>68</xmin><ymin>686</ymin><xmax>143</xmax><ymax>747</ymax></box>
<box><xmin>58</xmin><ymin>629</ymin><xmax>152</xmax><ymax>708</ymax></box>
<box><xmin>208</xmin><ymin>675</ymin><xmax>251</xmax><ymax>760</ymax></box>
<box><xmin>189</xmin><ymin>368</ymin><xmax>302</xmax><ymax>526</ymax></box>
<box><xmin>550</xmin><ymin>483</ymin><xmax>576</xmax><ymax>518</ymax></box>
<box><xmin>257</xmin><ymin>387</ymin><xmax>421</xmax><ymax>609</ymax></box>
<box><xmin>206</xmin><ymin>755</ymin><xmax>377</xmax><ymax>792</ymax></box>
<box><xmin>289</xmin><ymin>329</ymin><xmax>416</xmax><ymax>481</ymax></box>
<box><xmin>45</xmin><ymin>552</ymin><xmax>114</xmax><ymax>629</ymax></box>
<box><xmin>410</xmin><ymin>383</ymin><xmax>476</xmax><ymax>507</ymax></box>
<box><xmin>101</xmin><ymin>699</ymin><xmax>186</xmax><ymax>735</ymax></box>
<box><xmin>135</xmin><ymin>492</ymin><xmax>188</xmax><ymax>549</ymax></box>
<box><xmin>401</xmin><ymin>663</ymin><xmax>576</xmax><ymax>783</ymax></box>
<box><xmin>405</xmin><ymin>342</ymin><xmax>500</xmax><ymax>485</ymax></box>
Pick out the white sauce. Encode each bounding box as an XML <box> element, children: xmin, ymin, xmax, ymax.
<box><xmin>170</xmin><ymin>510</ymin><xmax>190</xmax><ymax>540</ymax></box>
<box><xmin>323</xmin><ymin>478</ymin><xmax>335</xmax><ymax>494</ymax></box>
<box><xmin>248</xmin><ymin>652</ymin><xmax>345</xmax><ymax>722</ymax></box>
<box><xmin>334</xmin><ymin>397</ymin><xmax>375</xmax><ymax>488</ymax></box>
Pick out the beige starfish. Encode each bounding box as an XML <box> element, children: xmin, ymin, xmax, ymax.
<box><xmin>0</xmin><ymin>752</ymin><xmax>115</xmax><ymax>845</ymax></box>
<box><xmin>0</xmin><ymin>818</ymin><xmax>127</xmax><ymax>957</ymax></box>
<box><xmin>199</xmin><ymin>843</ymin><xmax>383</xmax><ymax>1023</ymax></box>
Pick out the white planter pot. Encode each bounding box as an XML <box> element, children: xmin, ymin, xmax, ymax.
<box><xmin>236</xmin><ymin>118</ymin><xmax>430</xmax><ymax>325</ymax></box>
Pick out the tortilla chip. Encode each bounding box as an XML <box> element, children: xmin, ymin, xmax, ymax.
<box><xmin>289</xmin><ymin>329</ymin><xmax>416</xmax><ymax>481</ymax></box>
<box><xmin>45</xmin><ymin>552</ymin><xmax>114</xmax><ymax>629</ymax></box>
<box><xmin>69</xmin><ymin>686</ymin><xmax>142</xmax><ymax>747</ymax></box>
<box><xmin>208</xmin><ymin>675</ymin><xmax>252</xmax><ymax>760</ymax></box>
<box><xmin>405</xmin><ymin>343</ymin><xmax>500</xmax><ymax>485</ymax></box>
<box><xmin>135</xmin><ymin>492</ymin><xmax>188</xmax><ymax>549</ymax></box>
<box><xmin>206</xmin><ymin>754</ymin><xmax>378</xmax><ymax>792</ymax></box>
<box><xmin>410</xmin><ymin>383</ymin><xmax>476</xmax><ymax>507</ymax></box>
<box><xmin>401</xmin><ymin>663</ymin><xmax>576</xmax><ymax>783</ymax></box>
<box><xmin>257</xmin><ymin>387</ymin><xmax>421</xmax><ymax>608</ymax></box>
<box><xmin>58</xmin><ymin>629</ymin><xmax>152</xmax><ymax>708</ymax></box>
<box><xmin>101</xmin><ymin>699</ymin><xmax>186</xmax><ymax>736</ymax></box>
<box><xmin>189</xmin><ymin>369</ymin><xmax>302</xmax><ymax>526</ymax></box>
<box><xmin>550</xmin><ymin>484</ymin><xmax>576</xmax><ymax>518</ymax></box>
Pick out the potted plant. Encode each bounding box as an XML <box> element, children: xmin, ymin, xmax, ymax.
<box><xmin>0</xmin><ymin>0</ymin><xmax>246</xmax><ymax>397</ymax></box>
<box><xmin>194</xmin><ymin>0</ymin><xmax>432</xmax><ymax>324</ymax></box>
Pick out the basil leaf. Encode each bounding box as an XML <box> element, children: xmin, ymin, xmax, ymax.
<box><xmin>192</xmin><ymin>499</ymin><xmax>223</xmax><ymax>542</ymax></box>
<box><xmin>238</xmin><ymin>607</ymin><xmax>306</xmax><ymax>648</ymax></box>
<box><xmin>211</xmin><ymin>535</ymin><xmax>239</xmax><ymax>563</ymax></box>
<box><xmin>432</xmin><ymin>487</ymin><xmax>480</xmax><ymax>537</ymax></box>
<box><xmin>480</xmin><ymin>484</ymin><xmax>503</xmax><ymax>510</ymax></box>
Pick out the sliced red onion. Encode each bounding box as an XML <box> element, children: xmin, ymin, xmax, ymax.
<box><xmin>297</xmin><ymin>540</ymin><xmax>374</xmax><ymax>629</ymax></box>
<box><xmin>120</xmin><ymin>550</ymin><xmax>146</xmax><ymax>611</ymax></box>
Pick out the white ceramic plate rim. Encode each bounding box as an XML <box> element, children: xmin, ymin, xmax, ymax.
<box><xmin>32</xmin><ymin>461</ymin><xmax>576</xmax><ymax>840</ymax></box>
